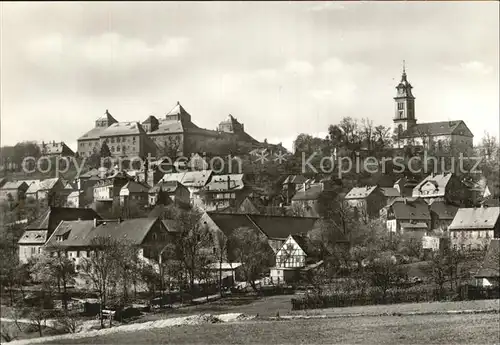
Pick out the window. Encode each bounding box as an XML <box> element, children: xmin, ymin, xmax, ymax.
<box><xmin>117</xmin><ymin>146</ymin><xmax>121</xmax><ymax>151</ymax></box>
<box><xmin>152</xmin><ymin>233</ymin><xmax>157</xmax><ymax>240</ymax></box>
<box><xmin>397</xmin><ymin>102</ymin><xmax>404</xmax><ymax>110</ymax></box>
<box><xmin>111</xmin><ymin>146</ymin><xmax>115</xmax><ymax>152</ymax></box>
<box><xmin>477</xmin><ymin>231</ymin><xmax>481</xmax><ymax>238</ymax></box>
<box><xmin>111</xmin><ymin>137</ymin><xmax>115</xmax><ymax>143</ymax></box>
<box><xmin>486</xmin><ymin>231</ymin><xmax>490</xmax><ymax>238</ymax></box>
<box><xmin>31</xmin><ymin>247</ymin><xmax>36</xmax><ymax>254</ymax></box>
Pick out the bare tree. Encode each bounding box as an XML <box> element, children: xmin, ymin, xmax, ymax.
<box><xmin>228</xmin><ymin>227</ymin><xmax>273</xmax><ymax>292</ymax></box>
<box><xmin>80</xmin><ymin>237</ymin><xmax>124</xmax><ymax>328</ymax></box>
<box><xmin>32</xmin><ymin>249</ymin><xmax>76</xmax><ymax>311</ymax></box>
<box><xmin>164</xmin><ymin>207</ymin><xmax>214</xmax><ymax>291</ymax></box>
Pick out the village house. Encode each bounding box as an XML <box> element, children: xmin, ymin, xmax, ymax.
<box><xmin>290</xmin><ymin>178</ymin><xmax>341</xmax><ymax>218</ymax></box>
<box><xmin>204</xmin><ymin>212</ymin><xmax>323</xmax><ymax>262</ymax></box>
<box><xmin>393</xmin><ymin>177</ymin><xmax>419</xmax><ymax>197</ymax></box>
<box><xmin>429</xmin><ymin>201</ymin><xmax>459</xmax><ymax>231</ymax></box>
<box><xmin>38</xmin><ymin>141</ymin><xmax>75</xmax><ymax>157</ymax></box>
<box><xmin>386</xmin><ymin>197</ymin><xmax>431</xmax><ymax>237</ymax></box>
<box><xmin>344</xmin><ymin>185</ymin><xmax>387</xmax><ymax>220</ymax></box>
<box><xmin>119</xmin><ymin>180</ymin><xmax>150</xmax><ymax>208</ymax></box>
<box><xmin>44</xmin><ymin>217</ymin><xmax>173</xmax><ymax>272</ymax></box>
<box><xmin>474</xmin><ymin>239</ymin><xmax>499</xmax><ymax>287</ymax></box>
<box><xmin>92</xmin><ymin>171</ymin><xmax>131</xmax><ymax>204</ymax></box>
<box><xmin>201</xmin><ymin>174</ymin><xmax>247</xmax><ymax>211</ymax></box>
<box><xmin>282</xmin><ymin>175</ymin><xmax>307</xmax><ymax>204</ymax></box>
<box><xmin>412</xmin><ymin>173</ymin><xmax>471</xmax><ymax>207</ymax></box>
<box><xmin>25</xmin><ymin>178</ymin><xmax>66</xmax><ymax>207</ymax></box>
<box><xmin>379</xmin><ymin>187</ymin><xmax>402</xmax><ymax>205</ymax></box>
<box><xmin>66</xmin><ymin>190</ymin><xmax>85</xmax><ymax>208</ymax></box>
<box><xmin>0</xmin><ymin>181</ymin><xmax>29</xmax><ymax>203</ymax></box>
<box><xmin>17</xmin><ymin>207</ymin><xmax>101</xmax><ymax>263</ymax></box>
<box><xmin>448</xmin><ymin>206</ymin><xmax>500</xmax><ymax>251</ymax></box>
<box><xmin>161</xmin><ymin>170</ymin><xmax>213</xmax><ymax>206</ymax></box>
<box><xmin>270</xmin><ymin>234</ymin><xmax>321</xmax><ymax>284</ymax></box>
<box><xmin>148</xmin><ymin>180</ymin><xmax>190</xmax><ymax>207</ymax></box>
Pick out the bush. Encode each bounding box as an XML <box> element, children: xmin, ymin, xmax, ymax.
<box><xmin>291</xmin><ymin>285</ymin><xmax>449</xmax><ymax>310</ymax></box>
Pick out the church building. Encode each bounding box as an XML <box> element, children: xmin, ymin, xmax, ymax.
<box><xmin>392</xmin><ymin>63</ymin><xmax>474</xmax><ymax>154</ymax></box>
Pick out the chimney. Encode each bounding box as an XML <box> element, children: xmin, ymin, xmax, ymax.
<box><xmin>53</xmin><ymin>140</ymin><xmax>55</xmax><ymax>145</ymax></box>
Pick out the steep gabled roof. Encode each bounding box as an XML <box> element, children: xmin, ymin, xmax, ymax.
<box><xmin>448</xmin><ymin>207</ymin><xmax>500</xmax><ymax>230</ymax></box>
<box><xmin>475</xmin><ymin>239</ymin><xmax>499</xmax><ymax>278</ymax></box>
<box><xmin>247</xmin><ymin>214</ymin><xmax>318</xmax><ymax>239</ymax></box>
<box><xmin>291</xmin><ymin>184</ymin><xmax>324</xmax><ymax>201</ymax></box>
<box><xmin>25</xmin><ymin>178</ymin><xmax>61</xmax><ymax>194</ymax></box>
<box><xmin>290</xmin><ymin>234</ymin><xmax>314</xmax><ymax>256</ymax></box>
<box><xmin>0</xmin><ymin>181</ymin><xmax>28</xmax><ymax>190</ymax></box>
<box><xmin>162</xmin><ymin>170</ymin><xmax>213</xmax><ymax>188</ymax></box>
<box><xmin>413</xmin><ymin>173</ymin><xmax>454</xmax><ymax>198</ymax></box>
<box><xmin>390</xmin><ymin>198</ymin><xmax>431</xmax><ymax>220</ymax></box>
<box><xmin>401</xmin><ymin>120</ymin><xmax>473</xmax><ymax>138</ymax></box>
<box><xmin>25</xmin><ymin>207</ymin><xmax>101</xmax><ymax>232</ymax></box>
<box><xmin>166</xmin><ymin>102</ymin><xmax>190</xmax><ymax>117</ymax></box>
<box><xmin>204</xmin><ymin>174</ymin><xmax>245</xmax><ymax>192</ymax></box>
<box><xmin>45</xmin><ymin>218</ymin><xmax>162</xmax><ymax>247</ymax></box>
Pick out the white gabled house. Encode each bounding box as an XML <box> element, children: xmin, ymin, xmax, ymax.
<box><xmin>270</xmin><ymin>234</ymin><xmax>316</xmax><ymax>284</ymax></box>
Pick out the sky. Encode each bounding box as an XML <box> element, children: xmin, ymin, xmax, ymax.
<box><xmin>1</xmin><ymin>1</ymin><xmax>498</xmax><ymax>152</ymax></box>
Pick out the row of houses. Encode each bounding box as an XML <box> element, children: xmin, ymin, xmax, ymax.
<box><xmin>17</xmin><ymin>205</ymin><xmax>330</xmax><ymax>285</ymax></box>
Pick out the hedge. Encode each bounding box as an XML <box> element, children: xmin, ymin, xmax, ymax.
<box><xmin>291</xmin><ymin>285</ymin><xmax>448</xmax><ymax>310</ymax></box>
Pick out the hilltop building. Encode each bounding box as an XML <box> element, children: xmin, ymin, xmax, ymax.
<box><xmin>392</xmin><ymin>62</ymin><xmax>473</xmax><ymax>154</ymax></box>
<box><xmin>77</xmin><ymin>103</ymin><xmax>275</xmax><ymax>158</ymax></box>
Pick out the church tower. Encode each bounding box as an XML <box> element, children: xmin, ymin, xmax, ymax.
<box><xmin>393</xmin><ymin>61</ymin><xmax>416</xmax><ymax>136</ymax></box>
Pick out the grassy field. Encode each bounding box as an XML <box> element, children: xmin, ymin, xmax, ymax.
<box><xmin>134</xmin><ymin>294</ymin><xmax>499</xmax><ymax>323</ymax></box>
<box><xmin>41</xmin><ymin>313</ymin><xmax>500</xmax><ymax>344</ymax></box>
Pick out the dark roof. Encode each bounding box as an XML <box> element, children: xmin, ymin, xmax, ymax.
<box><xmin>207</xmin><ymin>213</ymin><xmax>261</xmax><ymax>238</ymax></box>
<box><xmin>121</xmin><ymin>180</ymin><xmax>150</xmax><ymax>194</ymax></box>
<box><xmin>475</xmin><ymin>239</ymin><xmax>499</xmax><ymax>278</ymax></box>
<box><xmin>401</xmin><ymin>120</ymin><xmax>473</xmax><ymax>138</ymax></box>
<box><xmin>147</xmin><ymin>203</ymin><xmax>174</xmax><ymax>218</ymax></box>
<box><xmin>45</xmin><ymin>218</ymin><xmax>162</xmax><ymax>247</ymax></box>
<box><xmin>290</xmin><ymin>234</ymin><xmax>314</xmax><ymax>256</ymax></box>
<box><xmin>390</xmin><ymin>199</ymin><xmax>431</xmax><ymax>220</ymax></box>
<box><xmin>207</xmin><ymin>212</ymin><xmax>319</xmax><ymax>240</ymax></box>
<box><xmin>430</xmin><ymin>202</ymin><xmax>459</xmax><ymax>220</ymax></box>
<box><xmin>380</xmin><ymin>187</ymin><xmax>401</xmax><ymax>198</ymax></box>
<box><xmin>249</xmin><ymin>214</ymin><xmax>319</xmax><ymax>239</ymax></box>
<box><xmin>142</xmin><ymin>115</ymin><xmax>158</xmax><ymax>124</ymax></box>
<box><xmin>25</xmin><ymin>207</ymin><xmax>101</xmax><ymax>233</ymax></box>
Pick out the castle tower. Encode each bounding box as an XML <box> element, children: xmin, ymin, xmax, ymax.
<box><xmin>393</xmin><ymin>61</ymin><xmax>416</xmax><ymax>136</ymax></box>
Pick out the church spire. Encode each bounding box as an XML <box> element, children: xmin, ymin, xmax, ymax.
<box><xmin>401</xmin><ymin>60</ymin><xmax>407</xmax><ymax>82</ymax></box>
